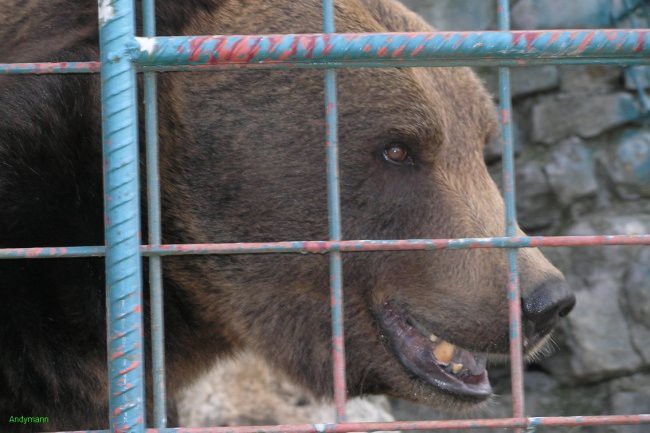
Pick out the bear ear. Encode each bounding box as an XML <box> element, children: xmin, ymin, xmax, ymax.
<box><xmin>153</xmin><ymin>0</ymin><xmax>226</xmax><ymax>35</ymax></box>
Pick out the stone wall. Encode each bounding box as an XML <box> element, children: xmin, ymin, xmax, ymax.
<box><xmin>178</xmin><ymin>2</ymin><xmax>650</xmax><ymax>431</ymax></box>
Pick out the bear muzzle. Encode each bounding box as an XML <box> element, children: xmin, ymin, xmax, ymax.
<box><xmin>377</xmin><ymin>301</ymin><xmax>492</xmax><ymax>402</ymax></box>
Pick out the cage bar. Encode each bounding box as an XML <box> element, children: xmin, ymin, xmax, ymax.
<box><xmin>1</xmin><ymin>234</ymin><xmax>649</xmax><ymax>260</ymax></box>
<box><xmin>4</xmin><ymin>29</ymin><xmax>650</xmax><ymax>77</ymax></box>
<box><xmin>131</xmin><ymin>30</ymin><xmax>650</xmax><ymax>70</ymax></box>
<box><xmin>496</xmin><ymin>1</ymin><xmax>525</xmax><ymax>432</ymax></box>
<box><xmin>0</xmin><ymin>61</ymin><xmax>100</xmax><ymax>74</ymax></box>
<box><xmin>50</xmin><ymin>413</ymin><xmax>650</xmax><ymax>433</ymax></box>
<box><xmin>142</xmin><ymin>0</ymin><xmax>167</xmax><ymax>427</ymax></box>
<box><xmin>322</xmin><ymin>0</ymin><xmax>348</xmax><ymax>422</ymax></box>
<box><xmin>98</xmin><ymin>0</ymin><xmax>146</xmax><ymax>431</ymax></box>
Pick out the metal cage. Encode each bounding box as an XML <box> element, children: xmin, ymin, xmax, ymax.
<box><xmin>1</xmin><ymin>0</ymin><xmax>650</xmax><ymax>432</ymax></box>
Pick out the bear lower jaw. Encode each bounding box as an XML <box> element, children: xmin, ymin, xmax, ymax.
<box><xmin>377</xmin><ymin>301</ymin><xmax>492</xmax><ymax>402</ymax></box>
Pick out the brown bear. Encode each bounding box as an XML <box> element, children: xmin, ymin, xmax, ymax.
<box><xmin>0</xmin><ymin>0</ymin><xmax>575</xmax><ymax>431</ymax></box>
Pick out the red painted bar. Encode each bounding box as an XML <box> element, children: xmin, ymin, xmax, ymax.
<box><xmin>0</xmin><ymin>61</ymin><xmax>100</xmax><ymax>74</ymax></box>
<box><xmin>322</xmin><ymin>0</ymin><xmax>348</xmax><ymax>421</ymax></box>
<box><xmin>48</xmin><ymin>414</ymin><xmax>650</xmax><ymax>433</ymax></box>
<box><xmin>496</xmin><ymin>2</ymin><xmax>525</xmax><ymax>432</ymax></box>
<box><xmin>0</xmin><ymin>234</ymin><xmax>649</xmax><ymax>259</ymax></box>
<box><xmin>132</xmin><ymin>30</ymin><xmax>650</xmax><ymax>70</ymax></box>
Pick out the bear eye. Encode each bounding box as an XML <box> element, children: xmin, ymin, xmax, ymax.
<box><xmin>383</xmin><ymin>143</ymin><xmax>414</xmax><ymax>166</ymax></box>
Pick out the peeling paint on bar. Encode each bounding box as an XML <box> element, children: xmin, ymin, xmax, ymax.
<box><xmin>98</xmin><ymin>0</ymin><xmax>146</xmax><ymax>431</ymax></box>
<box><xmin>323</xmin><ymin>0</ymin><xmax>348</xmax><ymax>421</ymax></box>
<box><xmin>0</xmin><ymin>235</ymin><xmax>648</xmax><ymax>259</ymax></box>
<box><xmin>142</xmin><ymin>0</ymin><xmax>168</xmax><ymax>427</ymax></box>
<box><xmin>0</xmin><ymin>61</ymin><xmax>100</xmax><ymax>74</ymax></box>
<box><xmin>3</xmin><ymin>29</ymin><xmax>650</xmax><ymax>76</ymax></box>
<box><xmin>50</xmin><ymin>413</ymin><xmax>650</xmax><ymax>433</ymax></box>
<box><xmin>137</xmin><ymin>37</ymin><xmax>157</xmax><ymax>55</ymax></box>
<box><xmin>98</xmin><ymin>0</ymin><xmax>116</xmax><ymax>27</ymax></box>
<box><xmin>496</xmin><ymin>2</ymin><xmax>525</xmax><ymax>432</ymax></box>
<box><xmin>136</xmin><ymin>57</ymin><xmax>650</xmax><ymax>72</ymax></box>
<box><xmin>131</xmin><ymin>30</ymin><xmax>650</xmax><ymax>69</ymax></box>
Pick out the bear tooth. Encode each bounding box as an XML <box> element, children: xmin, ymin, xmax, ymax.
<box><xmin>429</xmin><ymin>334</ymin><xmax>439</xmax><ymax>342</ymax></box>
<box><xmin>451</xmin><ymin>363</ymin><xmax>463</xmax><ymax>374</ymax></box>
<box><xmin>433</xmin><ymin>341</ymin><xmax>455</xmax><ymax>364</ymax></box>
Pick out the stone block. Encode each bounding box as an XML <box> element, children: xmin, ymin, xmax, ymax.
<box><xmin>475</xmin><ymin>66</ymin><xmax>559</xmax><ymax>99</ymax></box>
<box><xmin>621</xmin><ymin>248</ymin><xmax>650</xmax><ymax>364</ymax></box>
<box><xmin>609</xmin><ymin>374</ymin><xmax>650</xmax><ymax>422</ymax></box>
<box><xmin>544</xmin><ymin>137</ymin><xmax>598</xmax><ymax>205</ymax></box>
<box><xmin>512</xmin><ymin>66</ymin><xmax>560</xmax><ymax>98</ymax></box>
<box><xmin>401</xmin><ymin>0</ymin><xmax>495</xmax><ymax>30</ymax></box>
<box><xmin>545</xmin><ymin>213</ymin><xmax>650</xmax><ymax>382</ymax></box>
<box><xmin>532</xmin><ymin>93</ymin><xmax>640</xmax><ymax>144</ymax></box>
<box><xmin>599</xmin><ymin>129</ymin><xmax>650</xmax><ymax>199</ymax></box>
<box><xmin>560</xmin><ymin>65</ymin><xmax>623</xmax><ymax>94</ymax></box>
<box><xmin>516</xmin><ymin>159</ymin><xmax>560</xmax><ymax>229</ymax></box>
<box><xmin>512</xmin><ymin>0</ymin><xmax>612</xmax><ymax>29</ymax></box>
<box><xmin>624</xmin><ymin>66</ymin><xmax>650</xmax><ymax>90</ymax></box>
<box><xmin>564</xmin><ymin>281</ymin><xmax>643</xmax><ymax>381</ymax></box>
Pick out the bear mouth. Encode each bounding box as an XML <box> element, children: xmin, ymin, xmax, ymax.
<box><xmin>377</xmin><ymin>301</ymin><xmax>492</xmax><ymax>401</ymax></box>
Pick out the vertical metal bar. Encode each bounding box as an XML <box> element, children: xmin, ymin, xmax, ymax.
<box><xmin>497</xmin><ymin>0</ymin><xmax>525</xmax><ymax>431</ymax></box>
<box><xmin>142</xmin><ymin>0</ymin><xmax>167</xmax><ymax>428</ymax></box>
<box><xmin>323</xmin><ymin>0</ymin><xmax>347</xmax><ymax>422</ymax></box>
<box><xmin>98</xmin><ymin>0</ymin><xmax>146</xmax><ymax>431</ymax></box>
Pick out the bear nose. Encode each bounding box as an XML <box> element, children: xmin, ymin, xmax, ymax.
<box><xmin>522</xmin><ymin>279</ymin><xmax>575</xmax><ymax>333</ymax></box>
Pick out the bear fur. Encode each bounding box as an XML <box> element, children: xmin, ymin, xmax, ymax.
<box><xmin>0</xmin><ymin>0</ymin><xmax>570</xmax><ymax>431</ymax></box>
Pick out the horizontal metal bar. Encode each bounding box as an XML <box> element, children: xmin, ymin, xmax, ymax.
<box><xmin>2</xmin><ymin>29</ymin><xmax>650</xmax><ymax>75</ymax></box>
<box><xmin>7</xmin><ymin>58</ymin><xmax>650</xmax><ymax>76</ymax></box>
<box><xmin>49</xmin><ymin>413</ymin><xmax>650</xmax><ymax>433</ymax></box>
<box><xmin>1</xmin><ymin>234</ymin><xmax>649</xmax><ymax>259</ymax></box>
<box><xmin>136</xmin><ymin>57</ymin><xmax>650</xmax><ymax>71</ymax></box>
<box><xmin>131</xmin><ymin>30</ymin><xmax>650</xmax><ymax>69</ymax></box>
<box><xmin>0</xmin><ymin>61</ymin><xmax>100</xmax><ymax>74</ymax></box>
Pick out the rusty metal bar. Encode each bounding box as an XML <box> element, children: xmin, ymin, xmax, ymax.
<box><xmin>322</xmin><ymin>0</ymin><xmax>348</xmax><ymax>421</ymax></box>
<box><xmin>136</xmin><ymin>57</ymin><xmax>650</xmax><ymax>71</ymax></box>
<box><xmin>1</xmin><ymin>234</ymin><xmax>649</xmax><ymax>259</ymax></box>
<box><xmin>0</xmin><ymin>61</ymin><xmax>101</xmax><ymax>74</ymax></box>
<box><xmin>142</xmin><ymin>0</ymin><xmax>167</xmax><ymax>427</ymax></box>
<box><xmin>3</xmin><ymin>29</ymin><xmax>650</xmax><ymax>77</ymax></box>
<box><xmin>98</xmin><ymin>0</ymin><xmax>146</xmax><ymax>431</ymax></box>
<box><xmin>497</xmin><ymin>1</ymin><xmax>525</xmax><ymax>432</ymax></box>
<box><xmin>131</xmin><ymin>30</ymin><xmax>650</xmax><ymax>70</ymax></box>
<box><xmin>50</xmin><ymin>413</ymin><xmax>650</xmax><ymax>433</ymax></box>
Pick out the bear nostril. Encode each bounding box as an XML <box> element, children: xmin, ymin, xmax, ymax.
<box><xmin>522</xmin><ymin>279</ymin><xmax>575</xmax><ymax>331</ymax></box>
<box><xmin>558</xmin><ymin>299</ymin><xmax>575</xmax><ymax>318</ymax></box>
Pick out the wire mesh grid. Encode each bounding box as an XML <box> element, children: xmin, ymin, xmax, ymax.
<box><xmin>1</xmin><ymin>0</ymin><xmax>650</xmax><ymax>432</ymax></box>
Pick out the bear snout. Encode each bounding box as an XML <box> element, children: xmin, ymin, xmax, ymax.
<box><xmin>522</xmin><ymin>278</ymin><xmax>576</xmax><ymax>343</ymax></box>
